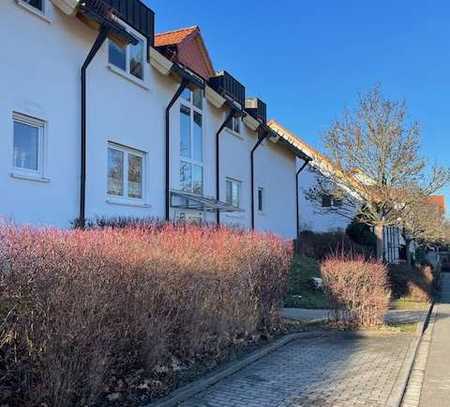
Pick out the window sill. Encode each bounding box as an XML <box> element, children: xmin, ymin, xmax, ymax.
<box><xmin>106</xmin><ymin>198</ymin><xmax>151</xmax><ymax>208</ymax></box>
<box><xmin>16</xmin><ymin>0</ymin><xmax>52</xmax><ymax>23</ymax></box>
<box><xmin>10</xmin><ymin>172</ymin><xmax>50</xmax><ymax>183</ymax></box>
<box><xmin>224</xmin><ymin>213</ymin><xmax>245</xmax><ymax>220</ymax></box>
<box><xmin>225</xmin><ymin>128</ymin><xmax>244</xmax><ymax>140</ymax></box>
<box><xmin>107</xmin><ymin>64</ymin><xmax>149</xmax><ymax>91</ymax></box>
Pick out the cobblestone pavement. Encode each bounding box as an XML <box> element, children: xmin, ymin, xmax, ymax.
<box><xmin>281</xmin><ymin>308</ymin><xmax>426</xmax><ymax>325</ymax></box>
<box><xmin>180</xmin><ymin>333</ymin><xmax>414</xmax><ymax>407</ymax></box>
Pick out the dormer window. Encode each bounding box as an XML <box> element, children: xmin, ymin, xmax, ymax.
<box><xmin>226</xmin><ymin>116</ymin><xmax>241</xmax><ymax>135</ymax></box>
<box><xmin>22</xmin><ymin>0</ymin><xmax>43</xmax><ymax>11</ymax></box>
<box><xmin>108</xmin><ymin>27</ymin><xmax>145</xmax><ymax>81</ymax></box>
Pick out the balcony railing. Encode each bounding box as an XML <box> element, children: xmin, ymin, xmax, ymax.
<box><xmin>82</xmin><ymin>0</ymin><xmax>154</xmax><ymax>46</ymax></box>
<box><xmin>209</xmin><ymin>71</ymin><xmax>246</xmax><ymax>108</ymax></box>
<box><xmin>245</xmin><ymin>98</ymin><xmax>267</xmax><ymax>123</ymax></box>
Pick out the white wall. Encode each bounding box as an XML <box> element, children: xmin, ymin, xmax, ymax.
<box><xmin>298</xmin><ymin>165</ymin><xmax>356</xmax><ymax>232</ymax></box>
<box><xmin>1</xmin><ymin>1</ymin><xmax>299</xmax><ymax>239</ymax></box>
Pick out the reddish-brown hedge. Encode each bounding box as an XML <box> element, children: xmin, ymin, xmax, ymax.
<box><xmin>0</xmin><ymin>224</ymin><xmax>292</xmax><ymax>406</ymax></box>
<box><xmin>321</xmin><ymin>256</ymin><xmax>390</xmax><ymax>327</ymax></box>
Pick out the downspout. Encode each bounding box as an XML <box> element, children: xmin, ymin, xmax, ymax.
<box><xmin>79</xmin><ymin>25</ymin><xmax>109</xmax><ymax>228</ymax></box>
<box><xmin>296</xmin><ymin>159</ymin><xmax>310</xmax><ymax>240</ymax></box>
<box><xmin>250</xmin><ymin>127</ymin><xmax>269</xmax><ymax>230</ymax></box>
<box><xmin>216</xmin><ymin>109</ymin><xmax>236</xmax><ymax>225</ymax></box>
<box><xmin>165</xmin><ymin>79</ymin><xmax>188</xmax><ymax>221</ymax></box>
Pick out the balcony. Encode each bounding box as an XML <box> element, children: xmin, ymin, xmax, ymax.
<box><xmin>81</xmin><ymin>0</ymin><xmax>155</xmax><ymax>46</ymax></box>
<box><xmin>209</xmin><ymin>71</ymin><xmax>246</xmax><ymax>109</ymax></box>
<box><xmin>245</xmin><ymin>98</ymin><xmax>267</xmax><ymax>123</ymax></box>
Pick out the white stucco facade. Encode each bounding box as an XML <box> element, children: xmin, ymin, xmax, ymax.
<box><xmin>1</xmin><ymin>0</ymin><xmax>299</xmax><ymax>238</ymax></box>
<box><xmin>297</xmin><ymin>165</ymin><xmax>356</xmax><ymax>233</ymax></box>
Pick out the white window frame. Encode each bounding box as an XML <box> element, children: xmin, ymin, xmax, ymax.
<box><xmin>11</xmin><ymin>112</ymin><xmax>48</xmax><ymax>182</ymax></box>
<box><xmin>16</xmin><ymin>0</ymin><xmax>51</xmax><ymax>23</ymax></box>
<box><xmin>179</xmin><ymin>88</ymin><xmax>204</xmax><ymax>195</ymax></box>
<box><xmin>106</xmin><ymin>142</ymin><xmax>149</xmax><ymax>207</ymax></box>
<box><xmin>107</xmin><ymin>21</ymin><xmax>148</xmax><ymax>88</ymax></box>
<box><xmin>226</xmin><ymin>115</ymin><xmax>242</xmax><ymax>137</ymax></box>
<box><xmin>225</xmin><ymin>177</ymin><xmax>242</xmax><ymax>209</ymax></box>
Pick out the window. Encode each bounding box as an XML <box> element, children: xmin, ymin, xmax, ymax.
<box><xmin>12</xmin><ymin>113</ymin><xmax>45</xmax><ymax>177</ymax></box>
<box><xmin>226</xmin><ymin>115</ymin><xmax>241</xmax><ymax>134</ymax></box>
<box><xmin>107</xmin><ymin>144</ymin><xmax>145</xmax><ymax>201</ymax></box>
<box><xmin>108</xmin><ymin>29</ymin><xmax>145</xmax><ymax>80</ymax></box>
<box><xmin>257</xmin><ymin>187</ymin><xmax>264</xmax><ymax>212</ymax></box>
<box><xmin>22</xmin><ymin>0</ymin><xmax>43</xmax><ymax>11</ymax></box>
<box><xmin>321</xmin><ymin>194</ymin><xmax>332</xmax><ymax>208</ymax></box>
<box><xmin>179</xmin><ymin>88</ymin><xmax>203</xmax><ymax>195</ymax></box>
<box><xmin>321</xmin><ymin>194</ymin><xmax>342</xmax><ymax>208</ymax></box>
<box><xmin>226</xmin><ymin>178</ymin><xmax>241</xmax><ymax>208</ymax></box>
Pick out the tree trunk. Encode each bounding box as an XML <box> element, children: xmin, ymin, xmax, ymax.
<box><xmin>374</xmin><ymin>224</ymin><xmax>384</xmax><ymax>261</ymax></box>
<box><xmin>405</xmin><ymin>239</ymin><xmax>413</xmax><ymax>266</ymax></box>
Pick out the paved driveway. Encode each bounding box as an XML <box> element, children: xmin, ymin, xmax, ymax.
<box><xmin>180</xmin><ymin>333</ymin><xmax>414</xmax><ymax>407</ymax></box>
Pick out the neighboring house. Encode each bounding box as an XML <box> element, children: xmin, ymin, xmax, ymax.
<box><xmin>1</xmin><ymin>0</ymin><xmax>310</xmax><ymax>239</ymax></box>
<box><xmin>269</xmin><ymin>120</ymin><xmax>406</xmax><ymax>264</ymax></box>
<box><xmin>268</xmin><ymin>120</ymin><xmax>358</xmax><ymax>233</ymax></box>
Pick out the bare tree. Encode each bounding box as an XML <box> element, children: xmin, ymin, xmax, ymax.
<box><xmin>401</xmin><ymin>194</ymin><xmax>447</xmax><ymax>264</ymax></box>
<box><xmin>308</xmin><ymin>86</ymin><xmax>450</xmax><ymax>260</ymax></box>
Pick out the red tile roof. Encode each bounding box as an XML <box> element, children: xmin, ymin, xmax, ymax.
<box><xmin>428</xmin><ymin>195</ymin><xmax>446</xmax><ymax>214</ymax></box>
<box><xmin>154</xmin><ymin>26</ymin><xmax>198</xmax><ymax>47</ymax></box>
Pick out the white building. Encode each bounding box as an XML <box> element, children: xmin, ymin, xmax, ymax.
<box><xmin>269</xmin><ymin>120</ymin><xmax>407</xmax><ymax>263</ymax></box>
<box><xmin>1</xmin><ymin>0</ymin><xmax>311</xmax><ymax>239</ymax></box>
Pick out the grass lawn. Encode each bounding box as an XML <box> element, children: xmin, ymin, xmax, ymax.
<box><xmin>390</xmin><ymin>298</ymin><xmax>429</xmax><ymax>310</ymax></box>
<box><xmin>284</xmin><ymin>255</ymin><xmax>330</xmax><ymax>309</ymax></box>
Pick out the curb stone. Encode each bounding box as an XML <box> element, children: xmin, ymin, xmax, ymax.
<box><xmin>400</xmin><ymin>304</ymin><xmax>438</xmax><ymax>407</ymax></box>
<box><xmin>385</xmin><ymin>302</ymin><xmax>434</xmax><ymax>407</ymax></box>
<box><xmin>145</xmin><ymin>330</ymin><xmax>330</xmax><ymax>407</ymax></box>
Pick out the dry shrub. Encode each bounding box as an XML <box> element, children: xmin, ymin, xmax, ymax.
<box><xmin>297</xmin><ymin>230</ymin><xmax>374</xmax><ymax>260</ymax></box>
<box><xmin>388</xmin><ymin>263</ymin><xmax>437</xmax><ymax>302</ymax></box>
<box><xmin>0</xmin><ymin>223</ymin><xmax>291</xmax><ymax>406</ymax></box>
<box><xmin>321</xmin><ymin>256</ymin><xmax>390</xmax><ymax>327</ymax></box>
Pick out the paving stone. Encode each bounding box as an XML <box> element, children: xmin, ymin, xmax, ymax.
<box><xmin>180</xmin><ymin>333</ymin><xmax>413</xmax><ymax>407</ymax></box>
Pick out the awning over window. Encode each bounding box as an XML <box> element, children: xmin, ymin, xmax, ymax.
<box><xmin>170</xmin><ymin>190</ymin><xmax>244</xmax><ymax>212</ymax></box>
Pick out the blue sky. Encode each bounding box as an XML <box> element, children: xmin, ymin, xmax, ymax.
<box><xmin>146</xmin><ymin>0</ymin><xmax>450</xmax><ymax>211</ymax></box>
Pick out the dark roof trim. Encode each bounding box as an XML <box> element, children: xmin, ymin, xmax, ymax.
<box><xmin>170</xmin><ymin>63</ymin><xmax>205</xmax><ymax>89</ymax></box>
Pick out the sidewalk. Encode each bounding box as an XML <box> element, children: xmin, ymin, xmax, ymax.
<box><xmin>419</xmin><ymin>273</ymin><xmax>450</xmax><ymax>406</ymax></box>
<box><xmin>282</xmin><ymin>307</ymin><xmax>426</xmax><ymax>325</ymax></box>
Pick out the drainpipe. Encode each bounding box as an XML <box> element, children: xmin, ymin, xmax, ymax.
<box><xmin>296</xmin><ymin>159</ymin><xmax>310</xmax><ymax>240</ymax></box>
<box><xmin>79</xmin><ymin>25</ymin><xmax>109</xmax><ymax>228</ymax></box>
<box><xmin>250</xmin><ymin>127</ymin><xmax>269</xmax><ymax>230</ymax></box>
<box><xmin>165</xmin><ymin>79</ymin><xmax>188</xmax><ymax>221</ymax></box>
<box><xmin>216</xmin><ymin>109</ymin><xmax>236</xmax><ymax>225</ymax></box>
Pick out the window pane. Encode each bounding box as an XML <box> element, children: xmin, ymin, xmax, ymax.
<box><xmin>128</xmin><ymin>154</ymin><xmax>143</xmax><ymax>199</ymax></box>
<box><xmin>107</xmin><ymin>148</ymin><xmax>124</xmax><ymax>196</ymax></box>
<box><xmin>180</xmin><ymin>161</ymin><xmax>192</xmax><ymax>192</ymax></box>
<box><xmin>193</xmin><ymin>88</ymin><xmax>203</xmax><ymax>110</ymax></box>
<box><xmin>192</xmin><ymin>164</ymin><xmax>203</xmax><ymax>195</ymax></box>
<box><xmin>181</xmin><ymin>88</ymin><xmax>191</xmax><ymax>102</ymax></box>
<box><xmin>109</xmin><ymin>40</ymin><xmax>126</xmax><ymax>71</ymax></box>
<box><xmin>233</xmin><ymin>117</ymin><xmax>240</xmax><ymax>134</ymax></box>
<box><xmin>25</xmin><ymin>0</ymin><xmax>43</xmax><ymax>10</ymax></box>
<box><xmin>321</xmin><ymin>194</ymin><xmax>332</xmax><ymax>207</ymax></box>
<box><xmin>129</xmin><ymin>40</ymin><xmax>144</xmax><ymax>79</ymax></box>
<box><xmin>226</xmin><ymin>180</ymin><xmax>232</xmax><ymax>204</ymax></box>
<box><xmin>13</xmin><ymin>121</ymin><xmax>39</xmax><ymax>171</ymax></box>
<box><xmin>193</xmin><ymin>112</ymin><xmax>202</xmax><ymax>162</ymax></box>
<box><xmin>258</xmin><ymin>188</ymin><xmax>263</xmax><ymax>211</ymax></box>
<box><xmin>180</xmin><ymin>105</ymin><xmax>191</xmax><ymax>159</ymax></box>
<box><xmin>232</xmin><ymin>182</ymin><xmax>240</xmax><ymax>208</ymax></box>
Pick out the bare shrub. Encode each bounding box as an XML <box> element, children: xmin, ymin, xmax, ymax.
<box><xmin>0</xmin><ymin>223</ymin><xmax>292</xmax><ymax>406</ymax></box>
<box><xmin>321</xmin><ymin>256</ymin><xmax>390</xmax><ymax>327</ymax></box>
<box><xmin>297</xmin><ymin>230</ymin><xmax>374</xmax><ymax>260</ymax></box>
<box><xmin>388</xmin><ymin>263</ymin><xmax>438</xmax><ymax>302</ymax></box>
